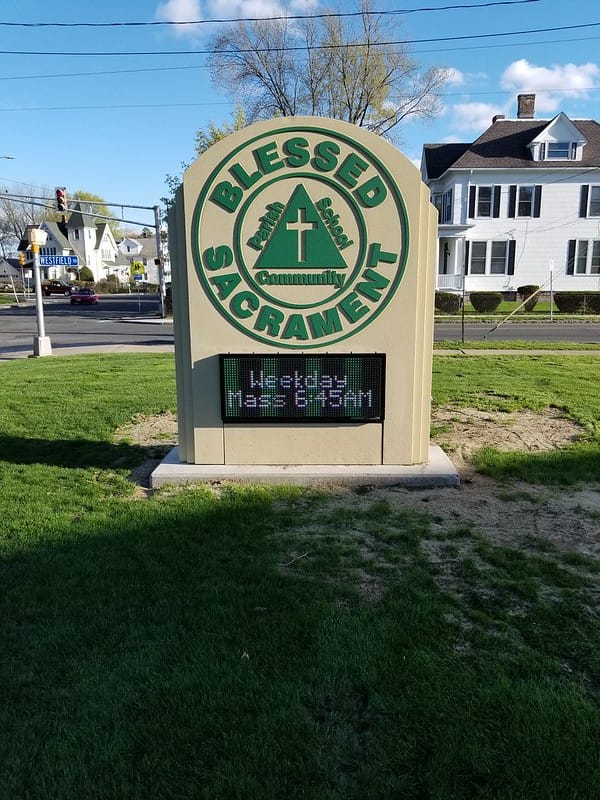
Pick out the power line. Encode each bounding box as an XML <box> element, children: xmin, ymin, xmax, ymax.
<box><xmin>0</xmin><ymin>1</ymin><xmax>541</xmax><ymax>28</ymax></box>
<box><xmin>1</xmin><ymin>20</ymin><xmax>599</xmax><ymax>58</ymax></box>
<box><xmin>3</xmin><ymin>86</ymin><xmax>600</xmax><ymax>115</ymax></box>
<box><xmin>2</xmin><ymin>34</ymin><xmax>600</xmax><ymax>84</ymax></box>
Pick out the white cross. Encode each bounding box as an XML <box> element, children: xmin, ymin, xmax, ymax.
<box><xmin>286</xmin><ymin>206</ymin><xmax>317</xmax><ymax>262</ymax></box>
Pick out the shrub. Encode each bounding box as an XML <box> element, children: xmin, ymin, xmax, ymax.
<box><xmin>434</xmin><ymin>292</ymin><xmax>462</xmax><ymax>313</ymax></box>
<box><xmin>468</xmin><ymin>291</ymin><xmax>503</xmax><ymax>312</ymax></box>
<box><xmin>553</xmin><ymin>292</ymin><xmax>585</xmax><ymax>313</ymax></box>
<box><xmin>517</xmin><ymin>284</ymin><xmax>540</xmax><ymax>311</ymax></box>
<box><xmin>584</xmin><ymin>292</ymin><xmax>600</xmax><ymax>314</ymax></box>
<box><xmin>95</xmin><ymin>278</ymin><xmax>118</xmax><ymax>294</ymax></box>
<box><xmin>79</xmin><ymin>266</ymin><xmax>94</xmax><ymax>282</ymax></box>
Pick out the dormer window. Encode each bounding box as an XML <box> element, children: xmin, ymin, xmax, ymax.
<box><xmin>539</xmin><ymin>141</ymin><xmax>578</xmax><ymax>160</ymax></box>
<box><xmin>530</xmin><ymin>114</ymin><xmax>586</xmax><ymax>162</ymax></box>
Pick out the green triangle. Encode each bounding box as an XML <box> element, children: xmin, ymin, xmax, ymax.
<box><xmin>254</xmin><ymin>185</ymin><xmax>347</xmax><ymax>270</ymax></box>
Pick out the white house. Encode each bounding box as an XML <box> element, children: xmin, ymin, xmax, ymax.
<box><xmin>18</xmin><ymin>204</ymin><xmax>130</xmax><ymax>283</ymax></box>
<box><xmin>116</xmin><ymin>229</ymin><xmax>168</xmax><ymax>284</ymax></box>
<box><xmin>421</xmin><ymin>93</ymin><xmax>600</xmax><ymax>296</ymax></box>
<box><xmin>66</xmin><ymin>204</ymin><xmax>128</xmax><ymax>282</ymax></box>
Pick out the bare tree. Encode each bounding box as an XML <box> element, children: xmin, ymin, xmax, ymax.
<box><xmin>0</xmin><ymin>184</ymin><xmax>50</xmax><ymax>257</ymax></box>
<box><xmin>207</xmin><ymin>0</ymin><xmax>449</xmax><ymax>140</ymax></box>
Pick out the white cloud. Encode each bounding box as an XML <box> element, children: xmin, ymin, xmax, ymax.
<box><xmin>445</xmin><ymin>68</ymin><xmax>465</xmax><ymax>86</ymax></box>
<box><xmin>155</xmin><ymin>0</ymin><xmax>320</xmax><ymax>37</ymax></box>
<box><xmin>156</xmin><ymin>0</ymin><xmax>202</xmax><ymax>23</ymax></box>
<box><xmin>207</xmin><ymin>0</ymin><xmax>319</xmax><ymax>19</ymax></box>
<box><xmin>450</xmin><ymin>101</ymin><xmax>510</xmax><ymax>132</ymax></box>
<box><xmin>501</xmin><ymin>59</ymin><xmax>600</xmax><ymax>113</ymax></box>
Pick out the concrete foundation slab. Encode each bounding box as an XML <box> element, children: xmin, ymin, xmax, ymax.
<box><xmin>150</xmin><ymin>445</ymin><xmax>459</xmax><ymax>489</ymax></box>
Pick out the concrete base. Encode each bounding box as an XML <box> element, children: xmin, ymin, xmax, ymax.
<box><xmin>150</xmin><ymin>445</ymin><xmax>459</xmax><ymax>489</ymax></box>
<box><xmin>32</xmin><ymin>336</ymin><xmax>52</xmax><ymax>357</ymax></box>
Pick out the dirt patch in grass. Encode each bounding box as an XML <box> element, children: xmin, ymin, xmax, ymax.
<box><xmin>114</xmin><ymin>411</ymin><xmax>178</xmax><ymax>497</ymax></box>
<box><xmin>115</xmin><ymin>408</ymin><xmax>599</xmax><ymax>560</ymax></box>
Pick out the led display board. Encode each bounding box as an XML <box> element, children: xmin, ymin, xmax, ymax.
<box><xmin>220</xmin><ymin>354</ymin><xmax>385</xmax><ymax>423</ymax></box>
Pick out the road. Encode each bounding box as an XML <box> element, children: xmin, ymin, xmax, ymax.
<box><xmin>434</xmin><ymin>320</ymin><xmax>600</xmax><ymax>344</ymax></box>
<box><xmin>0</xmin><ymin>294</ymin><xmax>174</xmax><ymax>359</ymax></box>
<box><xmin>1</xmin><ymin>295</ymin><xmax>600</xmax><ymax>358</ymax></box>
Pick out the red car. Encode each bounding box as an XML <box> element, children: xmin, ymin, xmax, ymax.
<box><xmin>70</xmin><ymin>288</ymin><xmax>99</xmax><ymax>305</ymax></box>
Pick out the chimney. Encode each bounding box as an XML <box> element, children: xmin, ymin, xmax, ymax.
<box><xmin>492</xmin><ymin>114</ymin><xmax>505</xmax><ymax>123</ymax></box>
<box><xmin>517</xmin><ymin>93</ymin><xmax>535</xmax><ymax>119</ymax></box>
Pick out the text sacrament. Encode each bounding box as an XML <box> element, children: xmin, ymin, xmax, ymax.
<box><xmin>192</xmin><ymin>127</ymin><xmax>409</xmax><ymax>348</ymax></box>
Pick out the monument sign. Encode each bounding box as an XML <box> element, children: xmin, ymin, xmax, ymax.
<box><xmin>160</xmin><ymin>116</ymin><xmax>450</xmax><ymax>483</ymax></box>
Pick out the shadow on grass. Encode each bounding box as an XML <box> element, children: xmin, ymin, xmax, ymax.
<box><xmin>0</xmin><ymin>434</ymin><xmax>154</xmax><ymax>470</ymax></box>
<box><xmin>1</xmin><ymin>486</ymin><xmax>599</xmax><ymax>800</ymax></box>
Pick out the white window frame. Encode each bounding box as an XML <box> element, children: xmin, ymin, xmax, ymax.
<box><xmin>469</xmin><ymin>240</ymin><xmax>510</xmax><ymax>276</ymax></box>
<box><xmin>517</xmin><ymin>186</ymin><xmax>534</xmax><ymax>217</ymax></box>
<box><xmin>574</xmin><ymin>240</ymin><xmax>600</xmax><ymax>275</ymax></box>
<box><xmin>589</xmin><ymin>186</ymin><xmax>600</xmax><ymax>217</ymax></box>
<box><xmin>543</xmin><ymin>141</ymin><xmax>576</xmax><ymax>160</ymax></box>
<box><xmin>476</xmin><ymin>186</ymin><xmax>493</xmax><ymax>217</ymax></box>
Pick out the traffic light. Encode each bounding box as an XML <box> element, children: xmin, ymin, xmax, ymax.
<box><xmin>55</xmin><ymin>187</ymin><xmax>67</xmax><ymax>212</ymax></box>
<box><xmin>18</xmin><ymin>251</ymin><xmax>26</xmax><ymax>266</ymax></box>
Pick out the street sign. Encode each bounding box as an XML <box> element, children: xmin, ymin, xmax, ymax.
<box><xmin>39</xmin><ymin>255</ymin><xmax>79</xmax><ymax>267</ymax></box>
<box><xmin>133</xmin><ymin>273</ymin><xmax>143</xmax><ymax>282</ymax></box>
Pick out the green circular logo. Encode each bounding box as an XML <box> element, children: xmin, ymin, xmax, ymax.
<box><xmin>192</xmin><ymin>125</ymin><xmax>409</xmax><ymax>348</ymax></box>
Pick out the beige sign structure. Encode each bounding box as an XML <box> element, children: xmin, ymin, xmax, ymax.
<box><xmin>164</xmin><ymin>116</ymin><xmax>448</xmax><ymax>481</ymax></box>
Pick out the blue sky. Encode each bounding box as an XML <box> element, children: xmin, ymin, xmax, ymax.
<box><xmin>1</xmin><ymin>0</ymin><xmax>599</xmax><ymax>230</ymax></box>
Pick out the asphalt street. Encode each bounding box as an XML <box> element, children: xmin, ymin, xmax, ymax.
<box><xmin>1</xmin><ymin>294</ymin><xmax>600</xmax><ymax>359</ymax></box>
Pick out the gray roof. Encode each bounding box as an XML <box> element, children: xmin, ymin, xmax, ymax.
<box><xmin>43</xmin><ymin>220</ymin><xmax>71</xmax><ymax>251</ymax></box>
<box><xmin>66</xmin><ymin>201</ymin><xmax>97</xmax><ymax>230</ymax></box>
<box><xmin>423</xmin><ymin>118</ymin><xmax>600</xmax><ymax>180</ymax></box>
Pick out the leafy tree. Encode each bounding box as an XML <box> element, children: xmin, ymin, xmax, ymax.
<box><xmin>78</xmin><ymin>266</ymin><xmax>94</xmax><ymax>282</ymax></box>
<box><xmin>162</xmin><ymin>106</ymin><xmax>246</xmax><ymax>206</ymax></box>
<box><xmin>206</xmin><ymin>0</ymin><xmax>448</xmax><ymax>139</ymax></box>
<box><xmin>71</xmin><ymin>191</ymin><xmax>121</xmax><ymax>237</ymax></box>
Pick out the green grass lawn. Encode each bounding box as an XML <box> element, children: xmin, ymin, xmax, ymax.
<box><xmin>0</xmin><ymin>354</ymin><xmax>599</xmax><ymax>799</ymax></box>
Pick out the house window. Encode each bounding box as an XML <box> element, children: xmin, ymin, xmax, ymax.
<box><xmin>477</xmin><ymin>186</ymin><xmax>492</xmax><ymax>216</ymax></box>
<box><xmin>468</xmin><ymin>240</ymin><xmax>515</xmax><ymax>275</ymax></box>
<box><xmin>546</xmin><ymin>141</ymin><xmax>571</xmax><ymax>159</ymax></box>
<box><xmin>579</xmin><ymin>185</ymin><xmax>600</xmax><ymax>217</ymax></box>
<box><xmin>576</xmin><ymin>241</ymin><xmax>588</xmax><ymax>274</ymax></box>
<box><xmin>568</xmin><ymin>240</ymin><xmax>600</xmax><ymax>275</ymax></box>
<box><xmin>468</xmin><ymin>185</ymin><xmax>500</xmax><ymax>218</ymax></box>
<box><xmin>441</xmin><ymin>189</ymin><xmax>453</xmax><ymax>224</ymax></box>
<box><xmin>74</xmin><ymin>230</ymin><xmax>80</xmax><ymax>240</ymax></box>
<box><xmin>470</xmin><ymin>242</ymin><xmax>487</xmax><ymax>274</ymax></box>
<box><xmin>517</xmin><ymin>186</ymin><xmax>534</xmax><ymax>216</ymax></box>
<box><xmin>490</xmin><ymin>241</ymin><xmax>509</xmax><ymax>274</ymax></box>
<box><xmin>593</xmin><ymin>242</ymin><xmax>600</xmax><ymax>274</ymax></box>
<box><xmin>508</xmin><ymin>185</ymin><xmax>542</xmax><ymax>217</ymax></box>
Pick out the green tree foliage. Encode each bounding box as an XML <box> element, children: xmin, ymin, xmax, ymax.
<box><xmin>206</xmin><ymin>0</ymin><xmax>448</xmax><ymax>139</ymax></box>
<box><xmin>71</xmin><ymin>191</ymin><xmax>121</xmax><ymax>237</ymax></box>
<box><xmin>78</xmin><ymin>266</ymin><xmax>94</xmax><ymax>282</ymax></box>
<box><xmin>162</xmin><ymin>106</ymin><xmax>246</xmax><ymax>206</ymax></box>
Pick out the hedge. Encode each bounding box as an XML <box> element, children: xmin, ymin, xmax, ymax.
<box><xmin>468</xmin><ymin>291</ymin><xmax>503</xmax><ymax>312</ymax></box>
<box><xmin>517</xmin><ymin>284</ymin><xmax>540</xmax><ymax>311</ymax></box>
<box><xmin>435</xmin><ymin>292</ymin><xmax>462</xmax><ymax>313</ymax></box>
<box><xmin>553</xmin><ymin>292</ymin><xmax>600</xmax><ymax>314</ymax></box>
